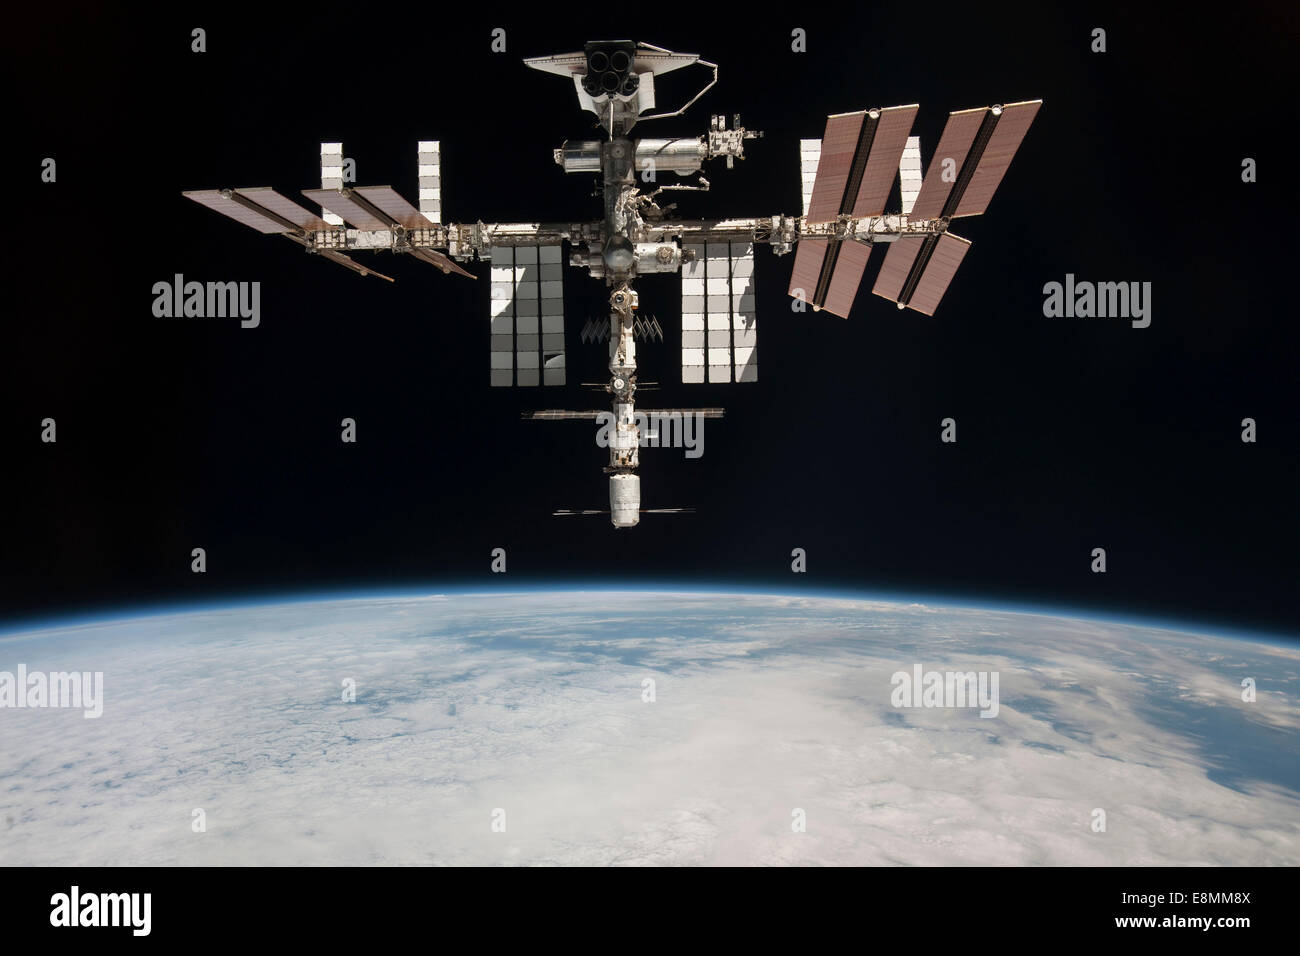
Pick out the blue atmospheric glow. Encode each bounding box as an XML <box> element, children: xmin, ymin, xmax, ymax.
<box><xmin>1</xmin><ymin>580</ymin><xmax>1294</xmax><ymax>647</ymax></box>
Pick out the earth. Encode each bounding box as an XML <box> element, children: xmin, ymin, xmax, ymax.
<box><xmin>1</xmin><ymin>590</ymin><xmax>1297</xmax><ymax>865</ymax></box>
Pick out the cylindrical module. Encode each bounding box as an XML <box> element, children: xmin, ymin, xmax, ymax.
<box><xmin>609</xmin><ymin>473</ymin><xmax>641</xmax><ymax>528</ymax></box>
<box><xmin>633</xmin><ymin>138</ymin><xmax>707</xmax><ymax>176</ymax></box>
<box><xmin>608</xmin><ymin>400</ymin><xmax>639</xmax><ymax>469</ymax></box>
<box><xmin>556</xmin><ymin>140</ymin><xmax>602</xmax><ymax>173</ymax></box>
<box><xmin>634</xmin><ymin>242</ymin><xmax>681</xmax><ymax>273</ymax></box>
<box><xmin>559</xmin><ymin>138</ymin><xmax>707</xmax><ymax>176</ymax></box>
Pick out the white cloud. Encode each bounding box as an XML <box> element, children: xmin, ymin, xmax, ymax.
<box><xmin>0</xmin><ymin>593</ymin><xmax>1296</xmax><ymax>865</ymax></box>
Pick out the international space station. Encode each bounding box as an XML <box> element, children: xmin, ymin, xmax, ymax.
<box><xmin>184</xmin><ymin>40</ymin><xmax>1040</xmax><ymax>527</ymax></box>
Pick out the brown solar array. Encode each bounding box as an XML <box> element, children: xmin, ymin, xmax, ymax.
<box><xmin>820</xmin><ymin>241</ymin><xmax>872</xmax><ymax>318</ymax></box>
<box><xmin>411</xmin><ymin>247</ymin><xmax>474</xmax><ymax>278</ymax></box>
<box><xmin>851</xmin><ymin>105</ymin><xmax>919</xmax><ymax>218</ymax></box>
<box><xmin>301</xmin><ymin>188</ymin><xmax>391</xmax><ymax>231</ymax></box>
<box><xmin>182</xmin><ymin>189</ymin><xmax>286</xmax><ymax>233</ymax></box>
<box><xmin>234</xmin><ymin>188</ymin><xmax>331</xmax><ymax>231</ymax></box>
<box><xmin>787</xmin><ymin>238</ymin><xmax>829</xmax><ymax>305</ymax></box>
<box><xmin>907</xmin><ymin>233</ymin><xmax>971</xmax><ymax>315</ymax></box>
<box><xmin>953</xmin><ymin>100</ymin><xmax>1041</xmax><ymax>217</ymax></box>
<box><xmin>871</xmin><ymin>236</ymin><xmax>924</xmax><ymax>302</ymax></box>
<box><xmin>320</xmin><ymin>250</ymin><xmax>394</xmax><ymax>282</ymax></box>
<box><xmin>355</xmin><ymin>186</ymin><xmax>433</xmax><ymax>230</ymax></box>
<box><xmin>804</xmin><ymin>113</ymin><xmax>864</xmax><ymax>224</ymax></box>
<box><xmin>907</xmin><ymin>108</ymin><xmax>987</xmax><ymax>220</ymax></box>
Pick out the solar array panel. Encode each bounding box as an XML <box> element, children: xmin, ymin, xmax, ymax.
<box><xmin>680</xmin><ymin>244</ymin><xmax>706</xmax><ymax>383</ymax></box>
<box><xmin>182</xmin><ymin>190</ymin><xmax>287</xmax><ymax>234</ymax></box>
<box><xmin>789</xmin><ymin>100</ymin><xmax>1038</xmax><ymax>317</ymax></box>
<box><xmin>681</xmin><ymin>242</ymin><xmax>757</xmax><ymax>384</ymax></box>
<box><xmin>820</xmin><ymin>241</ymin><xmax>872</xmax><ymax>318</ymax></box>
<box><xmin>489</xmin><ymin>244</ymin><xmax>565</xmax><ymax>387</ymax></box>
<box><xmin>906</xmin><ymin>233</ymin><xmax>971</xmax><ymax>315</ymax></box>
<box><xmin>953</xmin><ymin>100</ymin><xmax>1041</xmax><ymax>217</ymax></box>
<box><xmin>234</xmin><ymin>188</ymin><xmax>331</xmax><ymax>231</ymax></box>
<box><xmin>787</xmin><ymin>237</ymin><xmax>873</xmax><ymax>318</ymax></box>
<box><xmin>804</xmin><ymin>105</ymin><xmax>919</xmax><ymax>223</ymax></box>
<box><xmin>799</xmin><ymin>139</ymin><xmax>821</xmax><ymax>217</ymax></box>
<box><xmin>787</xmin><ymin>238</ymin><xmax>828</xmax><ymax>309</ymax></box>
<box><xmin>907</xmin><ymin>108</ymin><xmax>987</xmax><ymax>220</ymax></box>
<box><xmin>354</xmin><ymin>186</ymin><xmax>432</xmax><ymax>229</ymax></box>
<box><xmin>850</xmin><ymin>105</ymin><xmax>918</xmax><ymax>218</ymax></box>
<box><xmin>899</xmin><ymin>136</ymin><xmax>923</xmax><ymax>215</ymax></box>
<box><xmin>871</xmin><ymin>236</ymin><xmax>924</xmax><ymax>303</ymax></box>
<box><xmin>870</xmin><ymin>232</ymin><xmax>971</xmax><ymax>314</ymax></box>
<box><xmin>417</xmin><ymin>141</ymin><xmax>441</xmax><ymax>224</ymax></box>
<box><xmin>908</xmin><ymin>101</ymin><xmax>1041</xmax><ymax>221</ymax></box>
<box><xmin>320</xmin><ymin>143</ymin><xmax>344</xmax><ymax>226</ymax></box>
<box><xmin>804</xmin><ymin>112</ymin><xmax>863</xmax><ymax>224</ymax></box>
<box><xmin>730</xmin><ymin>243</ymin><xmax>758</xmax><ymax>383</ymax></box>
<box><xmin>301</xmin><ymin>188</ymin><xmax>390</xmax><ymax>231</ymax></box>
<box><xmin>185</xmin><ymin>188</ymin><xmax>388</xmax><ymax>280</ymax></box>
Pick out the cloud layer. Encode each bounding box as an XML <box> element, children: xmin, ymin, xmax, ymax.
<box><xmin>1</xmin><ymin>592</ymin><xmax>1297</xmax><ymax>865</ymax></box>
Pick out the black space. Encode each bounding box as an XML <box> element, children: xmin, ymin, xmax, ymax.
<box><xmin>4</xmin><ymin>3</ymin><xmax>1296</xmax><ymax>636</ymax></box>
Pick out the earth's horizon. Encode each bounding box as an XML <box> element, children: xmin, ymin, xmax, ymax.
<box><xmin>1</xmin><ymin>591</ymin><xmax>1297</xmax><ymax>865</ymax></box>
